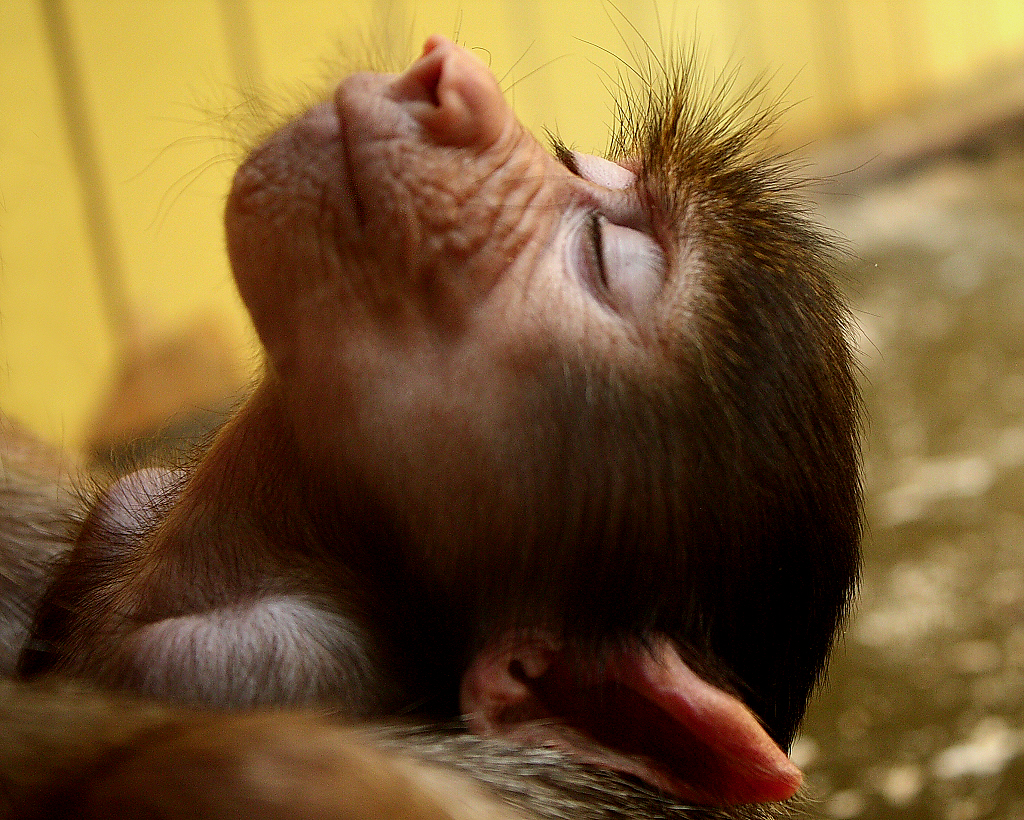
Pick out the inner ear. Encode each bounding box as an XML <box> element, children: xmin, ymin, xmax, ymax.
<box><xmin>460</xmin><ymin>633</ymin><xmax>802</xmax><ymax>806</ymax></box>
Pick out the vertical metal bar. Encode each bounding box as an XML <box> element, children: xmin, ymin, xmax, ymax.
<box><xmin>38</xmin><ymin>0</ymin><xmax>134</xmax><ymax>351</ymax></box>
<box><xmin>812</xmin><ymin>0</ymin><xmax>857</xmax><ymax>128</ymax></box>
<box><xmin>215</xmin><ymin>0</ymin><xmax>264</xmax><ymax>90</ymax></box>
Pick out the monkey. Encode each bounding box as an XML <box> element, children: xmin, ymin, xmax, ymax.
<box><xmin>0</xmin><ymin>678</ymin><xmax>526</xmax><ymax>820</ymax></box>
<box><xmin>16</xmin><ymin>34</ymin><xmax>861</xmax><ymax>809</ymax></box>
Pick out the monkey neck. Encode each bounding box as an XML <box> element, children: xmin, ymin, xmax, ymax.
<box><xmin>145</xmin><ymin>377</ymin><xmax>454</xmax><ymax>710</ymax></box>
<box><xmin>147</xmin><ymin>378</ymin><xmax>348</xmax><ymax>602</ymax></box>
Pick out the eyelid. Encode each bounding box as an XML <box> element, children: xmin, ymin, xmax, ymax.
<box><xmin>567</xmin><ymin>151</ymin><xmax>635</xmax><ymax>191</ymax></box>
<box><xmin>557</xmin><ymin>150</ymin><xmax>668</xmax><ymax>312</ymax></box>
<box><xmin>571</xmin><ymin>208</ymin><xmax>667</xmax><ymax>317</ymax></box>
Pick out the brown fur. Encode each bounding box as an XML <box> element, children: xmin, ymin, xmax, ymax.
<box><xmin>11</xmin><ymin>36</ymin><xmax>859</xmax><ymax>816</ymax></box>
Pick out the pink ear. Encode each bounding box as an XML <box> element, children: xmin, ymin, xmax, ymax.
<box><xmin>460</xmin><ymin>634</ymin><xmax>801</xmax><ymax>806</ymax></box>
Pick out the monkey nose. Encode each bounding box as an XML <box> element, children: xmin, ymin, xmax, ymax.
<box><xmin>386</xmin><ymin>35</ymin><xmax>509</xmax><ymax>149</ymax></box>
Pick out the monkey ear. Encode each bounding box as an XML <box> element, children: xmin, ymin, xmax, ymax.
<box><xmin>460</xmin><ymin>635</ymin><xmax>801</xmax><ymax>806</ymax></box>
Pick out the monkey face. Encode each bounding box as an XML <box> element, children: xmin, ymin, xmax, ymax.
<box><xmin>224</xmin><ymin>37</ymin><xmax>688</xmax><ymax>560</ymax></box>
<box><xmin>227</xmin><ymin>36</ymin><xmax>672</xmax><ymax>337</ymax></box>
<box><xmin>223</xmin><ymin>35</ymin><xmax>861</xmax><ymax>798</ymax></box>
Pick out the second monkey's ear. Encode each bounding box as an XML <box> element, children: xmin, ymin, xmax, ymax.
<box><xmin>459</xmin><ymin>634</ymin><xmax>801</xmax><ymax>806</ymax></box>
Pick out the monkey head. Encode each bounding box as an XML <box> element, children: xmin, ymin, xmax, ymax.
<box><xmin>222</xmin><ymin>35</ymin><xmax>861</xmax><ymax>805</ymax></box>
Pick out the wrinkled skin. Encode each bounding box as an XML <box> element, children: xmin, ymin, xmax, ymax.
<box><xmin>228</xmin><ymin>36</ymin><xmax>678</xmax><ymax>564</ymax></box>
<box><xmin>21</xmin><ymin>35</ymin><xmax>860</xmax><ymax>812</ymax></box>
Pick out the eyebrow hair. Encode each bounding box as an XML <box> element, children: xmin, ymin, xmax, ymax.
<box><xmin>547</xmin><ymin>133</ymin><xmax>580</xmax><ymax>176</ymax></box>
<box><xmin>548</xmin><ymin>130</ymin><xmax>676</xmax><ymax>247</ymax></box>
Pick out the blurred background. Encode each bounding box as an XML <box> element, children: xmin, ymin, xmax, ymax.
<box><xmin>5</xmin><ymin>0</ymin><xmax>1024</xmax><ymax>817</ymax></box>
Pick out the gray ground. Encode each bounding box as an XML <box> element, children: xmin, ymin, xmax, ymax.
<box><xmin>797</xmin><ymin>115</ymin><xmax>1024</xmax><ymax>819</ymax></box>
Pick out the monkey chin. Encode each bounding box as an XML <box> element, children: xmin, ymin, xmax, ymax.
<box><xmin>461</xmin><ymin>635</ymin><xmax>802</xmax><ymax>806</ymax></box>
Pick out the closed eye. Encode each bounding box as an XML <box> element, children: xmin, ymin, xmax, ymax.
<box><xmin>587</xmin><ymin>212</ymin><xmax>608</xmax><ymax>292</ymax></box>
<box><xmin>553</xmin><ymin>143</ymin><xmax>667</xmax><ymax>315</ymax></box>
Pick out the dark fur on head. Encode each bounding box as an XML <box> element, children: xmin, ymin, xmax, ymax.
<box><xmin>619</xmin><ymin>52</ymin><xmax>861</xmax><ymax>746</ymax></box>
<box><xmin>21</xmin><ymin>38</ymin><xmax>861</xmax><ymax>758</ymax></box>
<box><xmin>440</xmin><ymin>50</ymin><xmax>864</xmax><ymax>747</ymax></box>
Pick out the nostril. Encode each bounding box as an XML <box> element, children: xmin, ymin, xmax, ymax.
<box><xmin>387</xmin><ymin>45</ymin><xmax>444</xmax><ymax>107</ymax></box>
<box><xmin>419</xmin><ymin>34</ymin><xmax>446</xmax><ymax>58</ymax></box>
<box><xmin>508</xmin><ymin>659</ymin><xmax>528</xmax><ymax>682</ymax></box>
<box><xmin>386</xmin><ymin>36</ymin><xmax>510</xmax><ymax>149</ymax></box>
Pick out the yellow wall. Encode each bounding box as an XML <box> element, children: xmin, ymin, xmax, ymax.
<box><xmin>3</xmin><ymin>0</ymin><xmax>1024</xmax><ymax>447</ymax></box>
